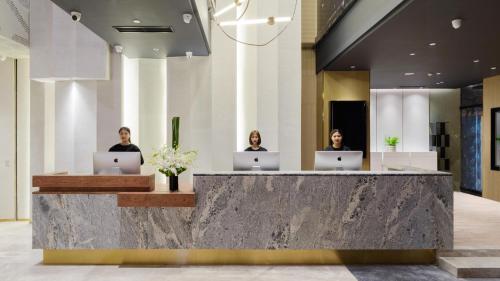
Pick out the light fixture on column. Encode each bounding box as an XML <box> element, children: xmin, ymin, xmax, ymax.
<box><xmin>210</xmin><ymin>0</ymin><xmax>298</xmax><ymax>46</ymax></box>
<box><xmin>0</xmin><ymin>55</ymin><xmax>6</xmax><ymax>61</ymax></box>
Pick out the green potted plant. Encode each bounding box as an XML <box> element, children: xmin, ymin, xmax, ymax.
<box><xmin>384</xmin><ymin>136</ymin><xmax>399</xmax><ymax>152</ymax></box>
<box><xmin>151</xmin><ymin>117</ymin><xmax>197</xmax><ymax>192</ymax></box>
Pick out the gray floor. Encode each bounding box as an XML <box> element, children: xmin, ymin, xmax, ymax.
<box><xmin>0</xmin><ymin>222</ymin><xmax>488</xmax><ymax>281</ymax></box>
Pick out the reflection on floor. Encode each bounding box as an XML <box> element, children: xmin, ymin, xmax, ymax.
<box><xmin>2</xmin><ymin>191</ymin><xmax>500</xmax><ymax>280</ymax></box>
<box><xmin>348</xmin><ymin>265</ymin><xmax>461</xmax><ymax>281</ymax></box>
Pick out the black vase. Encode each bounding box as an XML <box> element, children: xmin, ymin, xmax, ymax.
<box><xmin>169</xmin><ymin>175</ymin><xmax>179</xmax><ymax>192</ymax></box>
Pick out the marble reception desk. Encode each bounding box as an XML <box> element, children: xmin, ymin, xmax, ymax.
<box><xmin>33</xmin><ymin>171</ymin><xmax>453</xmax><ymax>252</ymax></box>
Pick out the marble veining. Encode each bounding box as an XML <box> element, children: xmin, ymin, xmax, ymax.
<box><xmin>33</xmin><ymin>173</ymin><xmax>453</xmax><ymax>250</ymax></box>
<box><xmin>32</xmin><ymin>194</ymin><xmax>120</xmax><ymax>249</ymax></box>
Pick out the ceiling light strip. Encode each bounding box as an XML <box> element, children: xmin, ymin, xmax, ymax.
<box><xmin>220</xmin><ymin>17</ymin><xmax>291</xmax><ymax>26</ymax></box>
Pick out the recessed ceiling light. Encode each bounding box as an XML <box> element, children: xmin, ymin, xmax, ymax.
<box><xmin>409</xmin><ymin>53</ymin><xmax>416</xmax><ymax>56</ymax></box>
<box><xmin>404</xmin><ymin>72</ymin><xmax>415</xmax><ymax>76</ymax></box>
<box><xmin>473</xmin><ymin>59</ymin><xmax>480</xmax><ymax>63</ymax></box>
<box><xmin>153</xmin><ymin>48</ymin><xmax>160</xmax><ymax>52</ymax></box>
<box><xmin>428</xmin><ymin>42</ymin><xmax>437</xmax><ymax>46</ymax></box>
<box><xmin>435</xmin><ymin>82</ymin><xmax>440</xmax><ymax>85</ymax></box>
<box><xmin>132</xmin><ymin>19</ymin><xmax>141</xmax><ymax>24</ymax></box>
<box><xmin>491</xmin><ymin>66</ymin><xmax>497</xmax><ymax>70</ymax></box>
<box><xmin>427</xmin><ymin>73</ymin><xmax>433</xmax><ymax>77</ymax></box>
<box><xmin>436</xmin><ymin>72</ymin><xmax>441</xmax><ymax>75</ymax></box>
<box><xmin>350</xmin><ymin>65</ymin><xmax>356</xmax><ymax>69</ymax></box>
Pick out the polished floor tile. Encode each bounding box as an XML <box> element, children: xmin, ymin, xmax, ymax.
<box><xmin>454</xmin><ymin>192</ymin><xmax>500</xmax><ymax>250</ymax></box>
<box><xmin>348</xmin><ymin>265</ymin><xmax>463</xmax><ymax>281</ymax></box>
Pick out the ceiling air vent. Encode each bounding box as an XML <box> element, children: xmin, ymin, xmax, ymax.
<box><xmin>112</xmin><ymin>26</ymin><xmax>174</xmax><ymax>33</ymax></box>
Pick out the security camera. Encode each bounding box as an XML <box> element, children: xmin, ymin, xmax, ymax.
<box><xmin>70</xmin><ymin>11</ymin><xmax>82</xmax><ymax>22</ymax></box>
<box><xmin>183</xmin><ymin>13</ymin><xmax>193</xmax><ymax>24</ymax></box>
<box><xmin>113</xmin><ymin>45</ymin><xmax>123</xmax><ymax>54</ymax></box>
<box><xmin>451</xmin><ymin>18</ymin><xmax>462</xmax><ymax>29</ymax></box>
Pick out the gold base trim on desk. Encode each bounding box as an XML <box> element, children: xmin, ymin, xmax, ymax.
<box><xmin>0</xmin><ymin>219</ymin><xmax>31</xmax><ymax>222</ymax></box>
<box><xmin>43</xmin><ymin>249</ymin><xmax>435</xmax><ymax>265</ymax></box>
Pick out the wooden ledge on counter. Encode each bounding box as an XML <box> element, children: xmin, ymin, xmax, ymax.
<box><xmin>117</xmin><ymin>191</ymin><xmax>195</xmax><ymax>207</ymax></box>
<box><xmin>32</xmin><ymin>172</ymin><xmax>155</xmax><ymax>192</ymax></box>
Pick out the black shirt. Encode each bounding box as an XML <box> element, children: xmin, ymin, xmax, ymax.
<box><xmin>245</xmin><ymin>146</ymin><xmax>268</xmax><ymax>152</ymax></box>
<box><xmin>324</xmin><ymin>145</ymin><xmax>351</xmax><ymax>151</ymax></box>
<box><xmin>109</xmin><ymin>143</ymin><xmax>144</xmax><ymax>165</ymax></box>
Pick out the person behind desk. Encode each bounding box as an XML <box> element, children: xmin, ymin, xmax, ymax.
<box><xmin>109</xmin><ymin>127</ymin><xmax>144</xmax><ymax>165</ymax></box>
<box><xmin>245</xmin><ymin>130</ymin><xmax>268</xmax><ymax>152</ymax></box>
<box><xmin>324</xmin><ymin>129</ymin><xmax>351</xmax><ymax>151</ymax></box>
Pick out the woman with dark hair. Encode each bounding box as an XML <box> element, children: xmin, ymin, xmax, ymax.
<box><xmin>245</xmin><ymin>130</ymin><xmax>268</xmax><ymax>152</ymax></box>
<box><xmin>324</xmin><ymin>129</ymin><xmax>351</xmax><ymax>151</ymax></box>
<box><xmin>109</xmin><ymin>127</ymin><xmax>144</xmax><ymax>165</ymax></box>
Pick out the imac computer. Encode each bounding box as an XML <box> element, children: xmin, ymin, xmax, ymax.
<box><xmin>93</xmin><ymin>152</ymin><xmax>141</xmax><ymax>175</ymax></box>
<box><xmin>314</xmin><ymin>151</ymin><xmax>363</xmax><ymax>171</ymax></box>
<box><xmin>233</xmin><ymin>152</ymin><xmax>280</xmax><ymax>171</ymax></box>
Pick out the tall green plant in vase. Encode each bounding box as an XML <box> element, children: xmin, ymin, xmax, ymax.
<box><xmin>151</xmin><ymin>117</ymin><xmax>197</xmax><ymax>192</ymax></box>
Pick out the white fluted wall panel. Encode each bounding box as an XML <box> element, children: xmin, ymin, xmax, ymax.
<box><xmin>402</xmin><ymin>89</ymin><xmax>429</xmax><ymax>152</ymax></box>
<box><xmin>167</xmin><ymin>57</ymin><xmax>212</xmax><ymax>183</ymax></box>
<box><xmin>0</xmin><ymin>58</ymin><xmax>16</xmax><ymax>219</ymax></box>
<box><xmin>375</xmin><ymin>89</ymin><xmax>403</xmax><ymax>152</ymax></box>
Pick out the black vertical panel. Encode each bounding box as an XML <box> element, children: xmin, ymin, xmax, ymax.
<box><xmin>330</xmin><ymin>101</ymin><xmax>367</xmax><ymax>158</ymax></box>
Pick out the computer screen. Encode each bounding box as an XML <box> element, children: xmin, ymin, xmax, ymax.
<box><xmin>233</xmin><ymin>152</ymin><xmax>280</xmax><ymax>171</ymax></box>
<box><xmin>93</xmin><ymin>152</ymin><xmax>141</xmax><ymax>175</ymax></box>
<box><xmin>314</xmin><ymin>151</ymin><xmax>363</xmax><ymax>171</ymax></box>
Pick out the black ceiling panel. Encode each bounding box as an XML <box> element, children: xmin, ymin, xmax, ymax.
<box><xmin>324</xmin><ymin>0</ymin><xmax>500</xmax><ymax>88</ymax></box>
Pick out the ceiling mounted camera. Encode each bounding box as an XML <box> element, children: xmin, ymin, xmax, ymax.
<box><xmin>451</xmin><ymin>18</ymin><xmax>462</xmax><ymax>29</ymax></box>
<box><xmin>70</xmin><ymin>11</ymin><xmax>82</xmax><ymax>22</ymax></box>
<box><xmin>183</xmin><ymin>13</ymin><xmax>193</xmax><ymax>24</ymax></box>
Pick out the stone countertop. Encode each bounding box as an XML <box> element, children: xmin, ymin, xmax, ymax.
<box><xmin>193</xmin><ymin>170</ymin><xmax>451</xmax><ymax>176</ymax></box>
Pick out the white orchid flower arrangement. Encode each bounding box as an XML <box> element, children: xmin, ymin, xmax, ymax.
<box><xmin>151</xmin><ymin>145</ymin><xmax>197</xmax><ymax>177</ymax></box>
<box><xmin>151</xmin><ymin>117</ymin><xmax>197</xmax><ymax>177</ymax></box>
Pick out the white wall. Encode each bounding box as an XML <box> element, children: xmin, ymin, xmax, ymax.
<box><xmin>372</xmin><ymin>89</ymin><xmax>429</xmax><ymax>152</ymax></box>
<box><xmin>277</xmin><ymin>0</ymin><xmax>301</xmax><ymax>170</ymax></box>
<box><xmin>30</xmin><ymin>81</ymin><xmax>55</xmax><ymax>178</ymax></box>
<box><xmin>166</xmin><ymin>57</ymin><xmax>212</xmax><ymax>183</ymax></box>
<box><xmin>97</xmin><ymin>53</ymin><xmax>122</xmax><ymax>152</ymax></box>
<box><xmin>122</xmin><ymin>56</ymin><xmax>140</xmax><ymax>140</ymax></box>
<box><xmin>138</xmin><ymin>59</ymin><xmax>167</xmax><ymax>182</ymax></box>
<box><xmin>233</xmin><ymin>0</ymin><xmax>301</xmax><ymax>169</ymax></box>
<box><xmin>54</xmin><ymin>81</ymin><xmax>97</xmax><ymax>174</ymax></box>
<box><xmin>403</xmin><ymin>90</ymin><xmax>430</xmax><ymax>151</ymax></box>
<box><xmin>210</xmin><ymin>22</ymin><xmax>237</xmax><ymax>171</ymax></box>
<box><xmin>122</xmin><ymin>58</ymin><xmax>167</xmax><ymax>182</ymax></box>
<box><xmin>30</xmin><ymin>0</ymin><xmax>109</xmax><ymax>81</ymax></box>
<box><xmin>16</xmin><ymin>59</ymin><xmax>30</xmax><ymax>219</ymax></box>
<box><xmin>0</xmin><ymin>58</ymin><xmax>16</xmax><ymax>219</ymax></box>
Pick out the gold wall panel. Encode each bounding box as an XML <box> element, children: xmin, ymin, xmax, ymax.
<box><xmin>483</xmin><ymin>75</ymin><xmax>500</xmax><ymax>202</ymax></box>
<box><xmin>322</xmin><ymin>71</ymin><xmax>370</xmax><ymax>170</ymax></box>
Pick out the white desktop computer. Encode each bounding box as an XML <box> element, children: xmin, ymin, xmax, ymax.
<box><xmin>314</xmin><ymin>151</ymin><xmax>363</xmax><ymax>171</ymax></box>
<box><xmin>233</xmin><ymin>152</ymin><xmax>280</xmax><ymax>171</ymax></box>
<box><xmin>93</xmin><ymin>152</ymin><xmax>141</xmax><ymax>175</ymax></box>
